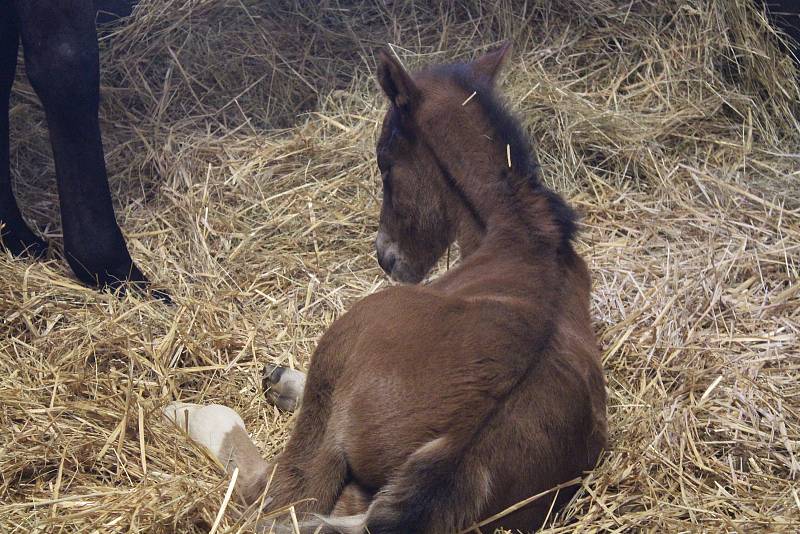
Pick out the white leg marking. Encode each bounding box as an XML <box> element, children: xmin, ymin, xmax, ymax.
<box><xmin>163</xmin><ymin>402</ymin><xmax>246</xmax><ymax>461</ymax></box>
<box><xmin>302</xmin><ymin>513</ymin><xmax>367</xmax><ymax>534</ymax></box>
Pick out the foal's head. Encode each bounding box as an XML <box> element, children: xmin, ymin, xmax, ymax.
<box><xmin>373</xmin><ymin>44</ymin><xmax>522</xmax><ymax>283</ymax></box>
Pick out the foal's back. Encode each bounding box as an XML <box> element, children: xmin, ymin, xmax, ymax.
<box><xmin>320</xmin><ymin>241</ymin><xmax>605</xmax><ymax>530</ymax></box>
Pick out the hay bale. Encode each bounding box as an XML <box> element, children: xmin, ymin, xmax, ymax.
<box><xmin>1</xmin><ymin>0</ymin><xmax>798</xmax><ymax>531</ymax></box>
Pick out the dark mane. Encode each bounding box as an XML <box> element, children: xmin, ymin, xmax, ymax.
<box><xmin>431</xmin><ymin>63</ymin><xmax>578</xmax><ymax>247</ymax></box>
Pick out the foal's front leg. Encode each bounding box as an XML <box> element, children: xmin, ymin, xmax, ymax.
<box><xmin>162</xmin><ymin>365</ymin><xmax>306</xmax><ymax>500</ymax></box>
<box><xmin>164</xmin><ymin>357</ymin><xmax>346</xmax><ymax>528</ymax></box>
<box><xmin>163</xmin><ymin>402</ymin><xmax>272</xmax><ymax>504</ymax></box>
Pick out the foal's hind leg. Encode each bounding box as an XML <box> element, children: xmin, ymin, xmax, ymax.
<box><xmin>263</xmin><ymin>364</ymin><xmax>306</xmax><ymax>412</ymax></box>
<box><xmin>0</xmin><ymin>4</ymin><xmax>47</xmax><ymax>258</ymax></box>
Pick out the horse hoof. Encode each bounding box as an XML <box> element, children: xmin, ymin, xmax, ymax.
<box><xmin>262</xmin><ymin>364</ymin><xmax>306</xmax><ymax>412</ymax></box>
<box><xmin>65</xmin><ymin>254</ymin><xmax>171</xmax><ymax>302</ymax></box>
<box><xmin>0</xmin><ymin>227</ymin><xmax>48</xmax><ymax>259</ymax></box>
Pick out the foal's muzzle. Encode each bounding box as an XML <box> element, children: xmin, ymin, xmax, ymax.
<box><xmin>375</xmin><ymin>230</ymin><xmax>398</xmax><ymax>276</ymax></box>
<box><xmin>377</xmin><ymin>246</ymin><xmax>397</xmax><ymax>275</ymax></box>
<box><xmin>375</xmin><ymin>230</ymin><xmax>424</xmax><ymax>284</ymax></box>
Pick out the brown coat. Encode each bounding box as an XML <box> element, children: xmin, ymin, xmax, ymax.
<box><xmin>260</xmin><ymin>44</ymin><xmax>607</xmax><ymax>533</ymax></box>
<box><xmin>166</xmin><ymin>44</ymin><xmax>607</xmax><ymax>534</ymax></box>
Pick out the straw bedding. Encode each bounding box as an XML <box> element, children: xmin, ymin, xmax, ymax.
<box><xmin>1</xmin><ymin>0</ymin><xmax>798</xmax><ymax>531</ymax></box>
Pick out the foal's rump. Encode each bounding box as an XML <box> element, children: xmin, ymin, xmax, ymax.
<box><xmin>337</xmin><ymin>348</ymin><xmax>602</xmax><ymax>533</ymax></box>
<box><xmin>477</xmin><ymin>348</ymin><xmax>606</xmax><ymax>530</ymax></box>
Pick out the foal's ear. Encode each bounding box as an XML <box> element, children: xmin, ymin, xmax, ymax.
<box><xmin>470</xmin><ymin>41</ymin><xmax>512</xmax><ymax>85</ymax></box>
<box><xmin>377</xmin><ymin>48</ymin><xmax>420</xmax><ymax>110</ymax></box>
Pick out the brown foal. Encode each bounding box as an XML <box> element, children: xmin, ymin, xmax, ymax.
<box><xmin>165</xmin><ymin>44</ymin><xmax>607</xmax><ymax>533</ymax></box>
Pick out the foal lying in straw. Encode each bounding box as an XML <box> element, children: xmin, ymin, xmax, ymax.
<box><xmin>164</xmin><ymin>44</ymin><xmax>607</xmax><ymax>533</ymax></box>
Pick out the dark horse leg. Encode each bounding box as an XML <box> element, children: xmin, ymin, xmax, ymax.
<box><xmin>0</xmin><ymin>2</ymin><xmax>48</xmax><ymax>257</ymax></box>
<box><xmin>12</xmin><ymin>0</ymin><xmax>149</xmax><ymax>290</ymax></box>
<box><xmin>769</xmin><ymin>1</ymin><xmax>800</xmax><ymax>53</ymax></box>
<box><xmin>94</xmin><ymin>0</ymin><xmax>138</xmax><ymax>25</ymax></box>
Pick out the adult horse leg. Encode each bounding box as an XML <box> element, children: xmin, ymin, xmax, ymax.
<box><xmin>762</xmin><ymin>0</ymin><xmax>800</xmax><ymax>52</ymax></box>
<box><xmin>13</xmin><ymin>0</ymin><xmax>149</xmax><ymax>290</ymax></box>
<box><xmin>0</xmin><ymin>3</ymin><xmax>48</xmax><ymax>257</ymax></box>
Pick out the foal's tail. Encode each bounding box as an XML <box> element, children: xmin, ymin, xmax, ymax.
<box><xmin>309</xmin><ymin>435</ymin><xmax>490</xmax><ymax>534</ymax></box>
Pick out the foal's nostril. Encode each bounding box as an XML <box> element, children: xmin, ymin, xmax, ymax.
<box><xmin>377</xmin><ymin>249</ymin><xmax>397</xmax><ymax>274</ymax></box>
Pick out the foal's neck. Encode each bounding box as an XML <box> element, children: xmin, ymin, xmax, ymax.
<box><xmin>450</xmin><ymin>153</ymin><xmax>569</xmax><ymax>261</ymax></box>
<box><xmin>419</xmin><ymin>93</ymin><xmax>574</xmax><ymax>264</ymax></box>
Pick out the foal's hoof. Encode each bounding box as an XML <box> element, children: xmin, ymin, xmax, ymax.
<box><xmin>262</xmin><ymin>364</ymin><xmax>306</xmax><ymax>412</ymax></box>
